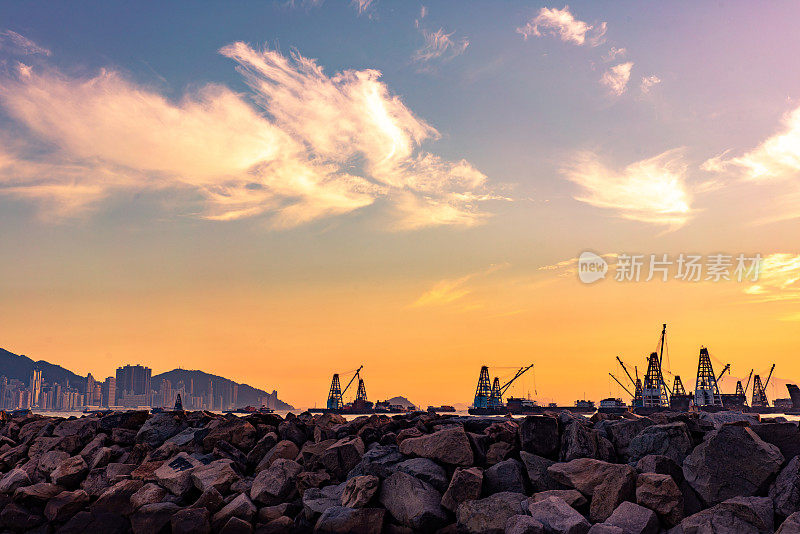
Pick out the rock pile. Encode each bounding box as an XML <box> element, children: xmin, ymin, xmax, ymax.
<box><xmin>0</xmin><ymin>408</ymin><xmax>797</xmax><ymax>533</ymax></box>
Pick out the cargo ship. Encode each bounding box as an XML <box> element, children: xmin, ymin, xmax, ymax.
<box><xmin>598</xmin><ymin>398</ymin><xmax>627</xmax><ymax>414</ymax></box>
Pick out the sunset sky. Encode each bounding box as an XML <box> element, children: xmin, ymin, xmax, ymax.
<box><xmin>2</xmin><ymin>1</ymin><xmax>800</xmax><ymax>409</ymax></box>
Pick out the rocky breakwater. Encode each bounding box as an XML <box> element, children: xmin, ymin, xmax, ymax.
<box><xmin>0</xmin><ymin>408</ymin><xmax>798</xmax><ymax>533</ymax></box>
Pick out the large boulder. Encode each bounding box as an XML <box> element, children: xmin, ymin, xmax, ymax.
<box><xmin>602</xmin><ymin>501</ymin><xmax>659</xmax><ymax>534</ymax></box>
<box><xmin>314</xmin><ymin>506</ymin><xmax>385</xmax><ymax>534</ymax></box>
<box><xmin>347</xmin><ymin>444</ymin><xmax>403</xmax><ymax>479</ymax></box>
<box><xmin>91</xmin><ymin>479</ymin><xmax>144</xmax><ymax>516</ymax></box>
<box><xmin>505</xmin><ymin>514</ymin><xmax>546</xmax><ymax>534</ymax></box>
<box><xmin>341</xmin><ymin>475</ymin><xmax>379</xmax><ymax>508</ymax></box>
<box><xmin>778</xmin><ymin>512</ymin><xmax>800</xmax><ymax>534</ymax></box>
<box><xmin>131</xmin><ymin>483</ymin><xmax>169</xmax><ymax>510</ymax></box>
<box><xmin>152</xmin><ymin>452</ymin><xmax>203</xmax><ymax>497</ymax></box>
<box><xmin>211</xmin><ymin>493</ymin><xmax>256</xmax><ymax>530</ymax></box>
<box><xmin>255</xmin><ymin>440</ymin><xmax>300</xmax><ymax>472</ymax></box>
<box><xmin>519</xmin><ymin>416</ymin><xmax>560</xmax><ymax>458</ymax></box>
<box><xmin>130</xmin><ymin>502</ymin><xmax>181</xmax><ymax>534</ymax></box>
<box><xmin>627</xmin><ymin>422</ymin><xmax>692</xmax><ymax>464</ymax></box>
<box><xmin>561</xmin><ymin>422</ymin><xmax>614</xmax><ymax>462</ymax></box>
<box><xmin>394</xmin><ymin>458</ymin><xmax>448</xmax><ymax>492</ymax></box>
<box><xmin>303</xmin><ymin>483</ymin><xmax>345</xmax><ymax>523</ymax></box>
<box><xmin>770</xmin><ymin>454</ymin><xmax>800</xmax><ymax>517</ymax></box>
<box><xmin>202</xmin><ymin>418</ymin><xmax>257</xmax><ymax>453</ymax></box>
<box><xmin>399</xmin><ymin>427</ymin><xmax>473</xmax><ymax>466</ymax></box>
<box><xmin>527</xmin><ymin>495</ymin><xmax>591</xmax><ymax>534</ymax></box>
<box><xmin>635</xmin><ymin>472</ymin><xmax>683</xmax><ymax>526</ymax></box>
<box><xmin>456</xmin><ymin>491</ymin><xmax>528</xmax><ymax>534</ymax></box>
<box><xmin>0</xmin><ymin>468</ymin><xmax>31</xmax><ymax>493</ymax></box>
<box><xmin>250</xmin><ymin>458</ymin><xmax>303</xmax><ymax>505</ymax></box>
<box><xmin>441</xmin><ymin>467</ymin><xmax>483</xmax><ymax>512</ymax></box>
<box><xmin>136</xmin><ymin>412</ymin><xmax>188</xmax><ymax>448</ymax></box>
<box><xmin>634</xmin><ymin>455</ymin><xmax>683</xmax><ymax>484</ymax></box>
<box><xmin>379</xmin><ymin>471</ymin><xmax>446</xmax><ymax>531</ymax></box>
<box><xmin>191</xmin><ymin>459</ymin><xmax>240</xmax><ymax>494</ymax></box>
<box><xmin>171</xmin><ymin>508</ymin><xmax>211</xmax><ymax>534</ymax></box>
<box><xmin>680</xmin><ymin>496</ymin><xmax>773</xmax><ymax>533</ymax></box>
<box><xmin>50</xmin><ymin>455</ymin><xmax>88</xmax><ymax>487</ymax></box>
<box><xmin>520</xmin><ymin>452</ymin><xmax>566</xmax><ymax>492</ymax></box>
<box><xmin>698</xmin><ymin>411</ymin><xmax>760</xmax><ymax>428</ymax></box>
<box><xmin>597</xmin><ymin>418</ymin><xmax>654</xmax><ymax>460</ymax></box>
<box><xmin>548</xmin><ymin>458</ymin><xmax>635</xmax><ymax>523</ymax></box>
<box><xmin>483</xmin><ymin>458</ymin><xmax>527</xmax><ymax>495</ymax></box>
<box><xmin>14</xmin><ymin>482</ymin><xmax>65</xmax><ymax>507</ymax></box>
<box><xmin>683</xmin><ymin>425</ymin><xmax>783</xmax><ymax>506</ymax></box>
<box><xmin>529</xmin><ymin>489</ymin><xmax>587</xmax><ymax>509</ymax></box>
<box><xmin>322</xmin><ymin>436</ymin><xmax>365</xmax><ymax>480</ymax></box>
<box><xmin>44</xmin><ymin>489</ymin><xmax>89</xmax><ymax>521</ymax></box>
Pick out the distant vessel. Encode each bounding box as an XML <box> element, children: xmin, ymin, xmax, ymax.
<box><xmin>598</xmin><ymin>397</ymin><xmax>627</xmax><ymax>414</ymax></box>
<box><xmin>427</xmin><ymin>405</ymin><xmax>456</xmax><ymax>413</ymax></box>
<box><xmin>468</xmin><ymin>364</ymin><xmax>534</xmax><ymax>415</ymax></box>
<box><xmin>222</xmin><ymin>405</ymin><xmax>274</xmax><ymax>414</ymax></box>
<box><xmin>542</xmin><ymin>399</ymin><xmax>596</xmax><ymax>414</ymax></box>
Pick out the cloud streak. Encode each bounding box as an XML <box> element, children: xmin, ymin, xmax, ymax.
<box><xmin>0</xmin><ymin>41</ymin><xmax>498</xmax><ymax>229</ymax></box>
<box><xmin>413</xmin><ymin>28</ymin><xmax>469</xmax><ymax>63</ymax></box>
<box><xmin>563</xmin><ymin>149</ymin><xmax>693</xmax><ymax>228</ymax></box>
<box><xmin>517</xmin><ymin>6</ymin><xmax>606</xmax><ymax>47</ymax></box>
<box><xmin>600</xmin><ymin>62</ymin><xmax>633</xmax><ymax>96</ymax></box>
<box><xmin>0</xmin><ymin>30</ymin><xmax>51</xmax><ymax>57</ymax></box>
<box><xmin>411</xmin><ymin>264</ymin><xmax>508</xmax><ymax>308</ymax></box>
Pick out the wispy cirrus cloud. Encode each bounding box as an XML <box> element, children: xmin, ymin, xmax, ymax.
<box><xmin>516</xmin><ymin>6</ymin><xmax>606</xmax><ymax>47</ymax></box>
<box><xmin>562</xmin><ymin>149</ymin><xmax>693</xmax><ymax>228</ymax></box>
<box><xmin>0</xmin><ymin>30</ymin><xmax>51</xmax><ymax>57</ymax></box>
<box><xmin>600</xmin><ymin>62</ymin><xmax>633</xmax><ymax>96</ymax></box>
<box><xmin>0</xmin><ymin>38</ymin><xmax>500</xmax><ymax>229</ymax></box>
<box><xmin>744</xmin><ymin>254</ymin><xmax>800</xmax><ymax>303</ymax></box>
<box><xmin>413</xmin><ymin>27</ymin><xmax>469</xmax><ymax>63</ymax></box>
<box><xmin>351</xmin><ymin>0</ymin><xmax>374</xmax><ymax>15</ymax></box>
<box><xmin>411</xmin><ymin>263</ymin><xmax>508</xmax><ymax>308</ymax></box>
<box><xmin>640</xmin><ymin>75</ymin><xmax>661</xmax><ymax>94</ymax></box>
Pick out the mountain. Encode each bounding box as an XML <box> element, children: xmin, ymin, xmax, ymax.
<box><xmin>0</xmin><ymin>348</ymin><xmax>293</xmax><ymax>409</ymax></box>
<box><xmin>152</xmin><ymin>369</ymin><xmax>293</xmax><ymax>410</ymax></box>
<box><xmin>384</xmin><ymin>396</ymin><xmax>416</xmax><ymax>409</ymax></box>
<box><xmin>0</xmin><ymin>348</ymin><xmax>85</xmax><ymax>387</ymax></box>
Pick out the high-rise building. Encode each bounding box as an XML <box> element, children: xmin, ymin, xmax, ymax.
<box><xmin>86</xmin><ymin>373</ymin><xmax>96</xmax><ymax>406</ymax></box>
<box><xmin>115</xmin><ymin>365</ymin><xmax>152</xmax><ymax>406</ymax></box>
<box><xmin>0</xmin><ymin>376</ymin><xmax>7</xmax><ymax>410</ymax></box>
<box><xmin>29</xmin><ymin>369</ymin><xmax>42</xmax><ymax>407</ymax></box>
<box><xmin>102</xmin><ymin>377</ymin><xmax>116</xmax><ymax>407</ymax></box>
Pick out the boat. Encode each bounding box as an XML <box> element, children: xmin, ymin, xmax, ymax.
<box><xmin>506</xmin><ymin>396</ymin><xmax>542</xmax><ymax>415</ymax></box>
<box><xmin>468</xmin><ymin>364</ymin><xmax>534</xmax><ymax>416</ymax></box>
<box><xmin>427</xmin><ymin>405</ymin><xmax>456</xmax><ymax>413</ymax></box>
<box><xmin>598</xmin><ymin>397</ymin><xmax>628</xmax><ymax>414</ymax></box>
<box><xmin>543</xmin><ymin>399</ymin><xmax>596</xmax><ymax>414</ymax></box>
<box><xmin>222</xmin><ymin>405</ymin><xmax>274</xmax><ymax>414</ymax></box>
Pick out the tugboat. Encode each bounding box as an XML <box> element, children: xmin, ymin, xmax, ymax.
<box><xmin>598</xmin><ymin>397</ymin><xmax>627</xmax><ymax>414</ymax></box>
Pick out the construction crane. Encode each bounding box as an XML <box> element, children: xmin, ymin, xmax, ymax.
<box><xmin>744</xmin><ymin>369</ymin><xmax>754</xmax><ymax>394</ymax></box>
<box><xmin>489</xmin><ymin>364</ymin><xmax>534</xmax><ymax>407</ymax></box>
<box><xmin>752</xmin><ymin>364</ymin><xmax>775</xmax><ymax>407</ymax></box>
<box><xmin>326</xmin><ymin>365</ymin><xmax>363</xmax><ymax>410</ymax></box>
<box><xmin>716</xmin><ymin>364</ymin><xmax>731</xmax><ymax>382</ymax></box>
<box><xmin>609</xmin><ymin>373</ymin><xmax>634</xmax><ymax>397</ymax></box>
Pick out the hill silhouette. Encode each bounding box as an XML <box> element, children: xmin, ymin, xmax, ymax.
<box><xmin>0</xmin><ymin>348</ymin><xmax>85</xmax><ymax>387</ymax></box>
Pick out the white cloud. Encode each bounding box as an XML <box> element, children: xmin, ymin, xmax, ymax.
<box><xmin>744</xmin><ymin>254</ymin><xmax>800</xmax><ymax>303</ymax></box>
<box><xmin>413</xmin><ymin>28</ymin><xmax>469</xmax><ymax>63</ymax></box>
<box><xmin>603</xmin><ymin>47</ymin><xmax>626</xmax><ymax>61</ymax></box>
<box><xmin>0</xmin><ymin>30</ymin><xmax>51</xmax><ymax>57</ymax></box>
<box><xmin>517</xmin><ymin>6</ymin><xmax>606</xmax><ymax>47</ymax></box>
<box><xmin>563</xmin><ymin>149</ymin><xmax>693</xmax><ymax>228</ymax></box>
<box><xmin>600</xmin><ymin>62</ymin><xmax>633</xmax><ymax>96</ymax></box>
<box><xmin>351</xmin><ymin>0</ymin><xmax>374</xmax><ymax>15</ymax></box>
<box><xmin>411</xmin><ymin>264</ymin><xmax>508</xmax><ymax>308</ymax></box>
<box><xmin>0</xmin><ymin>44</ymin><xmax>498</xmax><ymax>228</ymax></box>
<box><xmin>640</xmin><ymin>75</ymin><xmax>661</xmax><ymax>94</ymax></box>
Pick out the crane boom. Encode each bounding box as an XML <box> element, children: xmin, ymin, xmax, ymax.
<box><xmin>764</xmin><ymin>364</ymin><xmax>776</xmax><ymax>390</ymax></box>
<box><xmin>716</xmin><ymin>363</ymin><xmax>730</xmax><ymax>382</ymax></box>
<box><xmin>609</xmin><ymin>373</ymin><xmax>634</xmax><ymax>397</ymax></box>
<box><xmin>659</xmin><ymin>323</ymin><xmax>667</xmax><ymax>366</ymax></box>
<box><xmin>341</xmin><ymin>365</ymin><xmax>363</xmax><ymax>396</ymax></box>
<box><xmin>616</xmin><ymin>356</ymin><xmax>636</xmax><ymax>387</ymax></box>
<box><xmin>744</xmin><ymin>369</ymin><xmax>753</xmax><ymax>393</ymax></box>
<box><xmin>499</xmin><ymin>364</ymin><xmax>534</xmax><ymax>394</ymax></box>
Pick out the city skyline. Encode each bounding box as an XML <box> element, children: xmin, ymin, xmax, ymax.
<box><xmin>2</xmin><ymin>2</ymin><xmax>800</xmax><ymax>408</ymax></box>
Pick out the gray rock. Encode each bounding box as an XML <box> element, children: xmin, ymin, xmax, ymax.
<box><xmin>44</xmin><ymin>489</ymin><xmax>89</xmax><ymax>521</ymax></box>
<box><xmin>303</xmin><ymin>482</ymin><xmax>345</xmax><ymax>523</ymax></box>
<box><xmin>547</xmin><ymin>458</ymin><xmax>636</xmax><ymax>523</ymax></box>
<box><xmin>50</xmin><ymin>455</ymin><xmax>88</xmax><ymax>487</ymax></box>
<box><xmin>314</xmin><ymin>506</ymin><xmax>385</xmax><ymax>534</ymax></box>
<box><xmin>246</xmin><ymin>432</ymin><xmax>278</xmax><ymax>468</ymax></box>
<box><xmin>777</xmin><ymin>511</ymin><xmax>800</xmax><ymax>534</ymax></box>
<box><xmin>698</xmin><ymin>411</ymin><xmax>760</xmax><ymax>428</ymax></box>
<box><xmin>255</xmin><ymin>439</ymin><xmax>300</xmax><ymax>472</ymax></box>
<box><xmin>152</xmin><ymin>452</ymin><xmax>203</xmax><ymax>497</ymax></box>
<box><xmin>14</xmin><ymin>482</ymin><xmax>64</xmax><ymax>507</ymax></box>
<box><xmin>394</xmin><ymin>457</ymin><xmax>448</xmax><ymax>492</ymax></box>
<box><xmin>628</xmin><ymin>423</ymin><xmax>693</xmax><ymax>464</ymax></box>
<box><xmin>130</xmin><ymin>502</ymin><xmax>181</xmax><ymax>534</ymax></box>
<box><xmin>347</xmin><ymin>444</ymin><xmax>403</xmax><ymax>479</ymax></box>
<box><xmin>190</xmin><ymin>486</ymin><xmax>225</xmax><ymax>513</ymax></box>
<box><xmin>38</xmin><ymin>450</ymin><xmax>70</xmax><ymax>476</ymax></box>
<box><xmin>341</xmin><ymin>474</ymin><xmax>379</xmax><ymax>508</ymax></box>
<box><xmin>752</xmin><ymin>422</ymin><xmax>800</xmax><ymax>460</ymax></box>
<box><xmin>250</xmin><ymin>458</ymin><xmax>303</xmax><ymax>505</ymax></box>
<box><xmin>192</xmin><ymin>459</ymin><xmax>240</xmax><ymax>494</ymax></box>
<box><xmin>483</xmin><ymin>458</ymin><xmax>528</xmax><ymax>495</ymax></box>
<box><xmin>520</xmin><ymin>451</ymin><xmax>566</xmax><ymax>492</ymax></box>
<box><xmin>0</xmin><ymin>468</ymin><xmax>31</xmax><ymax>493</ymax></box>
<box><xmin>136</xmin><ymin>412</ymin><xmax>188</xmax><ymax>448</ymax></box>
<box><xmin>528</xmin><ymin>495</ymin><xmax>591</xmax><ymax>534</ymax></box>
<box><xmin>441</xmin><ymin>466</ymin><xmax>483</xmax><ymax>512</ymax></box>
<box><xmin>505</xmin><ymin>514</ymin><xmax>546</xmax><ymax>534</ymax></box>
<box><xmin>219</xmin><ymin>516</ymin><xmax>253</xmax><ymax>534</ymax></box>
<box><xmin>597</xmin><ymin>418</ymin><xmax>654</xmax><ymax>460</ymax></box>
<box><xmin>456</xmin><ymin>491</ymin><xmax>528</xmax><ymax>534</ymax></box>
<box><xmin>519</xmin><ymin>416</ymin><xmax>560</xmax><ymax>458</ymax></box>
<box><xmin>680</xmin><ymin>496</ymin><xmax>773</xmax><ymax>533</ymax></box>
<box><xmin>561</xmin><ymin>422</ymin><xmax>614</xmax><ymax>462</ymax></box>
<box><xmin>683</xmin><ymin>425</ymin><xmax>783</xmax><ymax>506</ymax></box>
<box><xmin>604</xmin><ymin>501</ymin><xmax>659</xmax><ymax>534</ymax></box>
<box><xmin>212</xmin><ymin>493</ymin><xmax>256</xmax><ymax>530</ymax></box>
<box><xmin>636</xmin><ymin>472</ymin><xmax>683</xmax><ymax>527</ymax></box>
<box><xmin>90</xmin><ymin>479</ymin><xmax>144</xmax><ymax>515</ymax></box>
<box><xmin>202</xmin><ymin>418</ymin><xmax>258</xmax><ymax>453</ymax></box>
<box><xmin>530</xmin><ymin>489</ymin><xmax>587</xmax><ymax>509</ymax></box>
<box><xmin>321</xmin><ymin>436</ymin><xmax>365</xmax><ymax>480</ymax></box>
<box><xmin>770</xmin><ymin>454</ymin><xmax>800</xmax><ymax>517</ymax></box>
<box><xmin>379</xmin><ymin>471</ymin><xmax>446</xmax><ymax>531</ymax></box>
<box><xmin>399</xmin><ymin>427</ymin><xmax>474</xmax><ymax>466</ymax></box>
<box><xmin>587</xmin><ymin>525</ymin><xmax>625</xmax><ymax>534</ymax></box>
<box><xmin>171</xmin><ymin>507</ymin><xmax>211</xmax><ymax>534</ymax></box>
<box><xmin>130</xmin><ymin>482</ymin><xmax>169</xmax><ymax>510</ymax></box>
<box><xmin>0</xmin><ymin>502</ymin><xmax>44</xmax><ymax>531</ymax></box>
<box><xmin>635</xmin><ymin>454</ymin><xmax>684</xmax><ymax>483</ymax></box>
